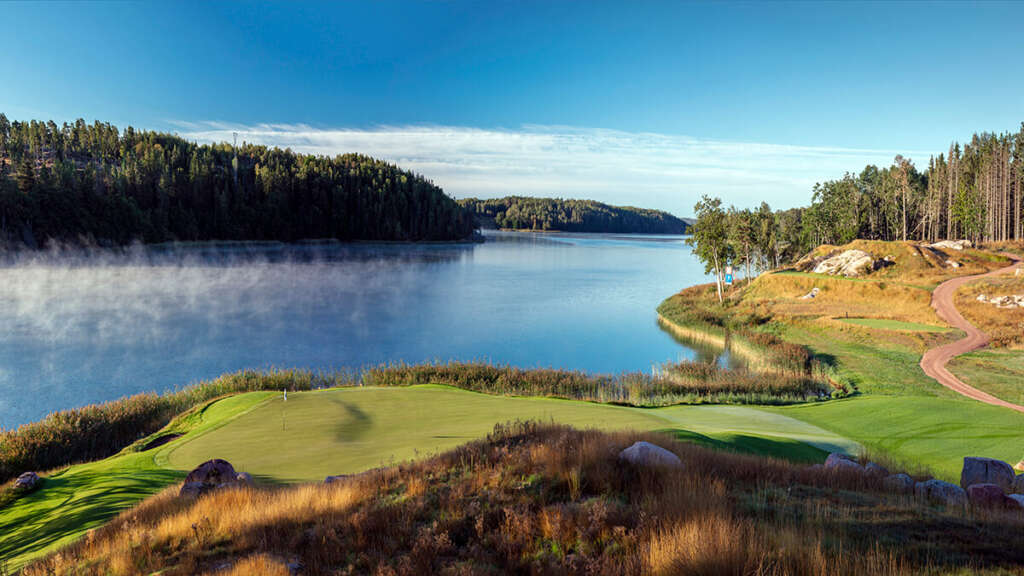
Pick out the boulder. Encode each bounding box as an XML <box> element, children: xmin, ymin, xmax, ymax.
<box><xmin>13</xmin><ymin>472</ymin><xmax>39</xmax><ymax>492</ymax></box>
<box><xmin>929</xmin><ymin>239</ymin><xmax>972</xmax><ymax>251</ymax></box>
<box><xmin>180</xmin><ymin>482</ymin><xmax>215</xmax><ymax>498</ymax></box>
<box><xmin>618</xmin><ymin>441</ymin><xmax>683</xmax><ymax>469</ymax></box>
<box><xmin>812</xmin><ymin>250</ymin><xmax>877</xmax><ymax>277</ymax></box>
<box><xmin>968</xmin><ymin>483</ymin><xmax>1013</xmax><ymax>509</ymax></box>
<box><xmin>961</xmin><ymin>457</ymin><xmax>1015</xmax><ymax>491</ymax></box>
<box><xmin>824</xmin><ymin>453</ymin><xmax>863</xmax><ymax>473</ymax></box>
<box><xmin>180</xmin><ymin>459</ymin><xmax>240</xmax><ymax>497</ymax></box>
<box><xmin>915</xmin><ymin>479</ymin><xmax>967</xmax><ymax>508</ymax></box>
<box><xmin>800</xmin><ymin>287</ymin><xmax>820</xmax><ymax>300</ymax></box>
<box><xmin>1008</xmin><ymin>494</ymin><xmax>1024</xmax><ymax>510</ymax></box>
<box><xmin>883</xmin><ymin>473</ymin><xmax>915</xmax><ymax>493</ymax></box>
<box><xmin>325</xmin><ymin>475</ymin><xmax>351</xmax><ymax>484</ymax></box>
<box><xmin>185</xmin><ymin>459</ymin><xmax>237</xmax><ymax>485</ymax></box>
<box><xmin>1014</xmin><ymin>474</ymin><xmax>1024</xmax><ymax>494</ymax></box>
<box><xmin>236</xmin><ymin>472</ymin><xmax>253</xmax><ymax>485</ymax></box>
<box><xmin>946</xmin><ymin>260</ymin><xmax>961</xmax><ymax>269</ymax></box>
<box><xmin>864</xmin><ymin>462</ymin><xmax>890</xmax><ymax>477</ymax></box>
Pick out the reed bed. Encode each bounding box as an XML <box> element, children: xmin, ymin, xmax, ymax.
<box><xmin>25</xmin><ymin>422</ymin><xmax>1024</xmax><ymax>575</ymax></box>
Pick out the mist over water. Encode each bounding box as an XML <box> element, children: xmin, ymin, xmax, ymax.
<box><xmin>0</xmin><ymin>232</ymin><xmax>721</xmax><ymax>428</ymax></box>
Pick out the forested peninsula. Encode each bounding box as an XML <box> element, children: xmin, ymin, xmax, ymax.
<box><xmin>459</xmin><ymin>196</ymin><xmax>689</xmax><ymax>234</ymax></box>
<box><xmin>0</xmin><ymin>115</ymin><xmax>476</xmax><ymax>248</ymax></box>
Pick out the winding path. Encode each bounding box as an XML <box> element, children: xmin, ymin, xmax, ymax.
<box><xmin>919</xmin><ymin>254</ymin><xmax>1024</xmax><ymax>412</ymax></box>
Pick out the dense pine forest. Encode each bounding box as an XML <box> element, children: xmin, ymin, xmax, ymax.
<box><xmin>686</xmin><ymin>122</ymin><xmax>1024</xmax><ymax>288</ymax></box>
<box><xmin>0</xmin><ymin>115</ymin><xmax>475</xmax><ymax>248</ymax></box>
<box><xmin>791</xmin><ymin>123</ymin><xmax>1024</xmax><ymax>248</ymax></box>
<box><xmin>459</xmin><ymin>196</ymin><xmax>689</xmax><ymax>234</ymax></box>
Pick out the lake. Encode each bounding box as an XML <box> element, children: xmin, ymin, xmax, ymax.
<box><xmin>0</xmin><ymin>231</ymin><xmax>728</xmax><ymax>428</ymax></box>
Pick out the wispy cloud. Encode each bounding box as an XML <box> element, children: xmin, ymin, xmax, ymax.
<box><xmin>174</xmin><ymin>122</ymin><xmax>923</xmax><ymax>216</ymax></box>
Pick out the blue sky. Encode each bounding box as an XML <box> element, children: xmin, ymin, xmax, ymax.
<box><xmin>2</xmin><ymin>1</ymin><xmax>1022</xmax><ymax>215</ymax></box>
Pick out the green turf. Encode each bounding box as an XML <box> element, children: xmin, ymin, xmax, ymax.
<box><xmin>948</xmin><ymin>349</ymin><xmax>1024</xmax><ymax>406</ymax></box>
<box><xmin>164</xmin><ymin>385</ymin><xmax>851</xmax><ymax>482</ymax></box>
<box><xmin>768</xmin><ymin>395</ymin><xmax>1024</xmax><ymax>481</ymax></box>
<box><xmin>836</xmin><ymin>317</ymin><xmax>951</xmax><ymax>332</ymax></box>
<box><xmin>0</xmin><ymin>392</ymin><xmax>274</xmax><ymax>572</ymax></box>
<box><xmin>0</xmin><ymin>385</ymin><xmax>844</xmax><ymax>571</ymax></box>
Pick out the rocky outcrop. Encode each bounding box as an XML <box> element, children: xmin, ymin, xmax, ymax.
<box><xmin>812</xmin><ymin>250</ymin><xmax>878</xmax><ymax>277</ymax></box>
<box><xmin>800</xmin><ymin>287</ymin><xmax>820</xmax><ymax>300</ymax></box>
<box><xmin>618</xmin><ymin>441</ymin><xmax>683</xmax><ymax>469</ymax></box>
<box><xmin>13</xmin><ymin>472</ymin><xmax>39</xmax><ymax>492</ymax></box>
<box><xmin>975</xmin><ymin>293</ymin><xmax>1024</xmax><ymax>309</ymax></box>
<box><xmin>915</xmin><ymin>479</ymin><xmax>967</xmax><ymax>508</ymax></box>
<box><xmin>929</xmin><ymin>240</ymin><xmax>972</xmax><ymax>251</ymax></box>
<box><xmin>883</xmin><ymin>473</ymin><xmax>915</xmax><ymax>493</ymax></box>
<box><xmin>961</xmin><ymin>457</ymin><xmax>1015</xmax><ymax>492</ymax></box>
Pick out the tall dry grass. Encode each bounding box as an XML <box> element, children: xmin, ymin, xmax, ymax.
<box><xmin>26</xmin><ymin>422</ymin><xmax>1024</xmax><ymax>576</ymax></box>
<box><xmin>956</xmin><ymin>274</ymin><xmax>1024</xmax><ymax>348</ymax></box>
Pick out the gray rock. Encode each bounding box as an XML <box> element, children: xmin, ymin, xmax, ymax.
<box><xmin>812</xmin><ymin>250</ymin><xmax>877</xmax><ymax>277</ymax></box>
<box><xmin>961</xmin><ymin>457</ymin><xmax>1015</xmax><ymax>491</ymax></box>
<box><xmin>883</xmin><ymin>473</ymin><xmax>915</xmax><ymax>493</ymax></box>
<box><xmin>184</xmin><ymin>458</ymin><xmax>237</xmax><ymax>485</ymax></box>
<box><xmin>929</xmin><ymin>239</ymin><xmax>972</xmax><ymax>251</ymax></box>
<box><xmin>967</xmin><ymin>483</ymin><xmax>1012</xmax><ymax>509</ymax></box>
<box><xmin>916</xmin><ymin>479</ymin><xmax>967</xmax><ymax>508</ymax></box>
<box><xmin>824</xmin><ymin>453</ymin><xmax>863</xmax><ymax>473</ymax></box>
<box><xmin>1008</xmin><ymin>494</ymin><xmax>1024</xmax><ymax>510</ymax></box>
<box><xmin>13</xmin><ymin>472</ymin><xmax>39</xmax><ymax>492</ymax></box>
<box><xmin>324</xmin><ymin>475</ymin><xmax>351</xmax><ymax>484</ymax></box>
<box><xmin>236</xmin><ymin>472</ymin><xmax>253</xmax><ymax>484</ymax></box>
<box><xmin>618</xmin><ymin>441</ymin><xmax>683</xmax><ymax>469</ymax></box>
<box><xmin>179</xmin><ymin>481</ymin><xmax>215</xmax><ymax>498</ymax></box>
<box><xmin>1015</xmin><ymin>474</ymin><xmax>1024</xmax><ymax>494</ymax></box>
<box><xmin>864</xmin><ymin>462</ymin><xmax>890</xmax><ymax>477</ymax></box>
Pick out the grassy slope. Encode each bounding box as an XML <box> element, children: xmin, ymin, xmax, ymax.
<box><xmin>0</xmin><ymin>392</ymin><xmax>274</xmax><ymax>571</ymax></box>
<box><xmin>1</xmin><ymin>385</ymin><xmax>844</xmax><ymax>571</ymax></box>
<box><xmin>949</xmin><ymin>349</ymin><xmax>1024</xmax><ymax>406</ymax></box>
<box><xmin>755</xmin><ymin>298</ymin><xmax>1024</xmax><ymax>480</ymax></box>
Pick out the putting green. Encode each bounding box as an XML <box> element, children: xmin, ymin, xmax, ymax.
<box><xmin>164</xmin><ymin>385</ymin><xmax>851</xmax><ymax>482</ymax></box>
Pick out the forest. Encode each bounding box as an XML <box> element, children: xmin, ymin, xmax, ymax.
<box><xmin>686</xmin><ymin>122</ymin><xmax>1024</xmax><ymax>294</ymax></box>
<box><xmin>0</xmin><ymin>115</ymin><xmax>476</xmax><ymax>247</ymax></box>
<box><xmin>459</xmin><ymin>196</ymin><xmax>689</xmax><ymax>234</ymax></box>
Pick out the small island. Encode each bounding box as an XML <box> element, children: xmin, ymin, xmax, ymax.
<box><xmin>459</xmin><ymin>195</ymin><xmax>689</xmax><ymax>234</ymax></box>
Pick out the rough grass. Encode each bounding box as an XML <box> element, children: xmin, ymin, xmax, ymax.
<box><xmin>948</xmin><ymin>349</ymin><xmax>1024</xmax><ymax>406</ymax></box>
<box><xmin>955</xmin><ymin>272</ymin><xmax>1024</xmax><ymax>348</ymax></box>
<box><xmin>25</xmin><ymin>423</ymin><xmax>1024</xmax><ymax>576</ymax></box>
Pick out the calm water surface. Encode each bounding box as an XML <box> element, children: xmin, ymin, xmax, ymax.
<box><xmin>0</xmin><ymin>231</ymin><xmax>728</xmax><ymax>428</ymax></box>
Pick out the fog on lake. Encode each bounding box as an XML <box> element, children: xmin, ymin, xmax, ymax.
<box><xmin>0</xmin><ymin>231</ymin><xmax>732</xmax><ymax>428</ymax></box>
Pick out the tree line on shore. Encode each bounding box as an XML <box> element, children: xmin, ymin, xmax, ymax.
<box><xmin>0</xmin><ymin>114</ymin><xmax>475</xmax><ymax>247</ymax></box>
<box><xmin>459</xmin><ymin>196</ymin><xmax>689</xmax><ymax>234</ymax></box>
<box><xmin>687</xmin><ymin>122</ymin><xmax>1024</xmax><ymax>300</ymax></box>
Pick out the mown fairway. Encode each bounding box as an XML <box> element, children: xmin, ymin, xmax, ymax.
<box><xmin>837</xmin><ymin>317</ymin><xmax>952</xmax><ymax>332</ymax></box>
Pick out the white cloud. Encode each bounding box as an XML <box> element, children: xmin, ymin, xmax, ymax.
<box><xmin>175</xmin><ymin>122</ymin><xmax>924</xmax><ymax>216</ymax></box>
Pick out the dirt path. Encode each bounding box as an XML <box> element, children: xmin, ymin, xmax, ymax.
<box><xmin>919</xmin><ymin>254</ymin><xmax>1024</xmax><ymax>412</ymax></box>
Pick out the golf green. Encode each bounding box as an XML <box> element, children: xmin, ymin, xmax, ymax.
<box><xmin>164</xmin><ymin>385</ymin><xmax>851</xmax><ymax>482</ymax></box>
